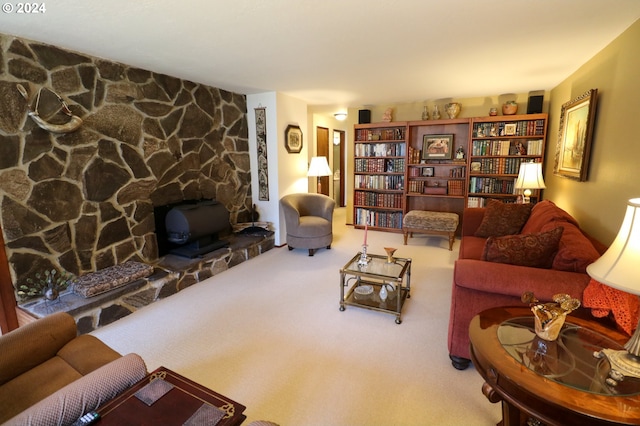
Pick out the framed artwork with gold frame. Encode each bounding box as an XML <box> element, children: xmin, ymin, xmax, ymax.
<box><xmin>553</xmin><ymin>88</ymin><xmax>598</xmax><ymax>181</ymax></box>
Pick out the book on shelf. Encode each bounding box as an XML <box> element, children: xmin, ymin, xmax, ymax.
<box><xmin>355</xmin><ymin>208</ymin><xmax>403</xmax><ymax>229</ymax></box>
<box><xmin>407</xmin><ymin>146</ymin><xmax>422</xmax><ymax>164</ymax></box>
<box><xmin>447</xmin><ymin>180</ymin><xmax>465</xmax><ymax>196</ymax></box>
<box><xmin>355</xmin><ymin>127</ymin><xmax>405</xmax><ymax>142</ymax></box>
<box><xmin>355</xmin><ymin>142</ymin><xmax>406</xmax><ymax>157</ymax></box>
<box><xmin>472</xmin><ymin>119</ymin><xmax>545</xmax><ymax>138</ymax></box>
<box><xmin>468</xmin><ymin>177</ymin><xmax>517</xmax><ymax>195</ymax></box>
<box><xmin>354</xmin><ymin>190</ymin><xmax>403</xmax><ymax>209</ymax></box>
<box><xmin>355</xmin><ymin>158</ymin><xmax>405</xmax><ymax>173</ymax></box>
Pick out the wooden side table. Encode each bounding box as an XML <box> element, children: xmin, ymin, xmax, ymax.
<box><xmin>469</xmin><ymin>306</ymin><xmax>640</xmax><ymax>426</ymax></box>
<box><xmin>97</xmin><ymin>367</ymin><xmax>246</xmax><ymax>425</ymax></box>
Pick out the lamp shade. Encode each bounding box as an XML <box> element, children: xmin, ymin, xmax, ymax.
<box><xmin>307</xmin><ymin>156</ymin><xmax>332</xmax><ymax>177</ymax></box>
<box><xmin>587</xmin><ymin>198</ymin><xmax>640</xmax><ymax>295</ymax></box>
<box><xmin>514</xmin><ymin>162</ymin><xmax>546</xmax><ymax>190</ymax></box>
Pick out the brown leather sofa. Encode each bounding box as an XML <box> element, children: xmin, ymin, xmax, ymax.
<box><xmin>0</xmin><ymin>312</ymin><xmax>147</xmax><ymax>425</ymax></box>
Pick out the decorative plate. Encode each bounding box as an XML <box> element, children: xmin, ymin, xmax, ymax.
<box><xmin>354</xmin><ymin>285</ymin><xmax>373</xmax><ymax>296</ymax></box>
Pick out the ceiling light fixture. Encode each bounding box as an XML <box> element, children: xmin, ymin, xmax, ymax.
<box><xmin>334</xmin><ymin>113</ymin><xmax>347</xmax><ymax>121</ymax></box>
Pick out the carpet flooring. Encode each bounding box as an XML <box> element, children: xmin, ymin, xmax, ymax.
<box><xmin>93</xmin><ymin>207</ymin><xmax>502</xmax><ymax>425</ymax></box>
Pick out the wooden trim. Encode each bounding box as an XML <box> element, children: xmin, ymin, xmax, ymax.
<box><xmin>0</xmin><ymin>229</ymin><xmax>18</xmax><ymax>333</ymax></box>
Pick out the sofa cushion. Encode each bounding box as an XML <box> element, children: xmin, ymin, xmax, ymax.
<box><xmin>474</xmin><ymin>199</ymin><xmax>533</xmax><ymax>237</ymax></box>
<box><xmin>541</xmin><ymin>221</ymin><xmax>601</xmax><ymax>273</ymax></box>
<box><xmin>482</xmin><ymin>226</ymin><xmax>564</xmax><ymax>269</ymax></box>
<box><xmin>521</xmin><ymin>200</ymin><xmax>578</xmax><ymax>234</ymax></box>
<box><xmin>74</xmin><ymin>261</ymin><xmax>154</xmax><ymax>298</ymax></box>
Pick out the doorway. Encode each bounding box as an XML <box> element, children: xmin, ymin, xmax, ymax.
<box><xmin>316</xmin><ymin>127</ymin><xmax>330</xmax><ymax>196</ymax></box>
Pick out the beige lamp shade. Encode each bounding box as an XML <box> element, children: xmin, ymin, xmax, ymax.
<box><xmin>515</xmin><ymin>161</ymin><xmax>546</xmax><ymax>191</ymax></box>
<box><xmin>587</xmin><ymin>198</ymin><xmax>640</xmax><ymax>294</ymax></box>
<box><xmin>307</xmin><ymin>156</ymin><xmax>332</xmax><ymax>177</ymax></box>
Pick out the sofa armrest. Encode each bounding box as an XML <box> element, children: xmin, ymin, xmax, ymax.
<box><xmin>6</xmin><ymin>353</ymin><xmax>147</xmax><ymax>426</ymax></box>
<box><xmin>461</xmin><ymin>208</ymin><xmax>486</xmax><ymax>237</ymax></box>
<box><xmin>0</xmin><ymin>312</ymin><xmax>77</xmax><ymax>386</ymax></box>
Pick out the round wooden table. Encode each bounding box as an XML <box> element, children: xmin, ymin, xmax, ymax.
<box><xmin>469</xmin><ymin>306</ymin><xmax>640</xmax><ymax>426</ymax></box>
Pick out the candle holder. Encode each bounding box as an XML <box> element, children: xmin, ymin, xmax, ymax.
<box><xmin>358</xmin><ymin>244</ymin><xmax>370</xmax><ymax>266</ymax></box>
<box><xmin>384</xmin><ymin>247</ymin><xmax>397</xmax><ymax>263</ymax></box>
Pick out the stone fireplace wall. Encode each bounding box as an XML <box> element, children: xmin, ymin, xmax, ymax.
<box><xmin>0</xmin><ymin>33</ymin><xmax>252</xmax><ymax>292</ymax></box>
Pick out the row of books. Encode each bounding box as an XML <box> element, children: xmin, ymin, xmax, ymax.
<box><xmin>473</xmin><ymin>120</ymin><xmax>545</xmax><ymax>137</ymax></box>
<box><xmin>447</xmin><ymin>180</ymin><xmax>465</xmax><ymax>196</ymax></box>
<box><xmin>408</xmin><ymin>166</ymin><xmax>466</xmax><ymax>178</ymax></box>
<box><xmin>354</xmin><ymin>191</ymin><xmax>404</xmax><ymax>208</ymax></box>
<box><xmin>355</xmin><ymin>142</ymin><xmax>406</xmax><ymax>157</ymax></box>
<box><xmin>407</xmin><ymin>146</ymin><xmax>422</xmax><ymax>164</ymax></box>
<box><xmin>470</xmin><ymin>157</ymin><xmax>526</xmax><ymax>175</ymax></box>
<box><xmin>354</xmin><ymin>158</ymin><xmax>405</xmax><ymax>173</ymax></box>
<box><xmin>471</xmin><ymin>139</ymin><xmax>543</xmax><ymax>156</ymax></box>
<box><xmin>449</xmin><ymin>167</ymin><xmax>466</xmax><ymax>178</ymax></box>
<box><xmin>355</xmin><ymin>127</ymin><xmax>405</xmax><ymax>142</ymax></box>
<box><xmin>468</xmin><ymin>177</ymin><xmax>517</xmax><ymax>195</ymax></box>
<box><xmin>355</xmin><ymin>208</ymin><xmax>403</xmax><ymax>230</ymax></box>
<box><xmin>355</xmin><ymin>175</ymin><xmax>404</xmax><ymax>190</ymax></box>
<box><xmin>467</xmin><ymin>197</ymin><xmax>520</xmax><ymax>208</ymax></box>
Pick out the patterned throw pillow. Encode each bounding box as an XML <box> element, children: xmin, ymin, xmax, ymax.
<box><xmin>481</xmin><ymin>226</ymin><xmax>564</xmax><ymax>269</ymax></box>
<box><xmin>474</xmin><ymin>199</ymin><xmax>533</xmax><ymax>237</ymax></box>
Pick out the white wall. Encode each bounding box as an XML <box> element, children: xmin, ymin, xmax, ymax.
<box><xmin>246</xmin><ymin>92</ymin><xmax>308</xmax><ymax>246</ymax></box>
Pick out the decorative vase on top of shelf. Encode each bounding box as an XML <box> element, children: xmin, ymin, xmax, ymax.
<box><xmin>502</xmin><ymin>101</ymin><xmax>518</xmax><ymax>115</ymax></box>
<box><xmin>432</xmin><ymin>105</ymin><xmax>441</xmax><ymax>120</ymax></box>
<box><xmin>422</xmin><ymin>106</ymin><xmax>429</xmax><ymax>121</ymax></box>
<box><xmin>445</xmin><ymin>102</ymin><xmax>461</xmax><ymax>119</ymax></box>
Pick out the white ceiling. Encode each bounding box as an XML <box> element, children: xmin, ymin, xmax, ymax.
<box><xmin>1</xmin><ymin>0</ymin><xmax>639</xmax><ymax>109</ymax></box>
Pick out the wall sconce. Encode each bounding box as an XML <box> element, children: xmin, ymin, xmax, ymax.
<box><xmin>334</xmin><ymin>113</ymin><xmax>347</xmax><ymax>121</ymax></box>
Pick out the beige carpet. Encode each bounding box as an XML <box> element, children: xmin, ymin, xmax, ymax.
<box><xmin>93</xmin><ymin>208</ymin><xmax>501</xmax><ymax>425</ymax></box>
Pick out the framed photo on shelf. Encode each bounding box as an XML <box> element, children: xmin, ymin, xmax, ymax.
<box><xmin>554</xmin><ymin>88</ymin><xmax>598</xmax><ymax>181</ymax></box>
<box><xmin>284</xmin><ymin>125</ymin><xmax>303</xmax><ymax>154</ymax></box>
<box><xmin>422</xmin><ymin>167</ymin><xmax>435</xmax><ymax>177</ymax></box>
<box><xmin>504</xmin><ymin>123</ymin><xmax>517</xmax><ymax>136</ymax></box>
<box><xmin>422</xmin><ymin>134</ymin><xmax>453</xmax><ymax>160</ymax></box>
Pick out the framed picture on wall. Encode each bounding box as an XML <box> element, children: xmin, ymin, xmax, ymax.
<box><xmin>553</xmin><ymin>88</ymin><xmax>598</xmax><ymax>181</ymax></box>
<box><xmin>285</xmin><ymin>125</ymin><xmax>303</xmax><ymax>154</ymax></box>
<box><xmin>422</xmin><ymin>134</ymin><xmax>453</xmax><ymax>160</ymax></box>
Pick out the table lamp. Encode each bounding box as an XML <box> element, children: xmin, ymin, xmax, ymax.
<box><xmin>587</xmin><ymin>198</ymin><xmax>640</xmax><ymax>384</ymax></box>
<box><xmin>514</xmin><ymin>161</ymin><xmax>546</xmax><ymax>203</ymax></box>
<box><xmin>307</xmin><ymin>156</ymin><xmax>332</xmax><ymax>194</ymax></box>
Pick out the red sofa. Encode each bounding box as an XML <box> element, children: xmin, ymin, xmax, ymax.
<box><xmin>447</xmin><ymin>200</ymin><xmax>607</xmax><ymax>370</ymax></box>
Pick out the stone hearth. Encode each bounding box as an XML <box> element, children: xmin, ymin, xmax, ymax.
<box><xmin>20</xmin><ymin>231</ymin><xmax>274</xmax><ymax>334</ymax></box>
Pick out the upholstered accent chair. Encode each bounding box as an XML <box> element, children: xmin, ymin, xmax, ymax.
<box><xmin>280</xmin><ymin>193</ymin><xmax>335</xmax><ymax>256</ymax></box>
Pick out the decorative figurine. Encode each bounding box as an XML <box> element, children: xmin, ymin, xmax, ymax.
<box><xmin>382</xmin><ymin>108</ymin><xmax>393</xmax><ymax>122</ymax></box>
<box><xmin>455</xmin><ymin>147</ymin><xmax>465</xmax><ymax>160</ymax></box>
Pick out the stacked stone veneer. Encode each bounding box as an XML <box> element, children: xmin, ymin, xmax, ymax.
<box><xmin>0</xmin><ymin>33</ymin><xmax>253</xmax><ymax>295</ymax></box>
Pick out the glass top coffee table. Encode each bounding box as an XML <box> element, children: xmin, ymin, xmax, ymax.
<box><xmin>339</xmin><ymin>251</ymin><xmax>411</xmax><ymax>324</ymax></box>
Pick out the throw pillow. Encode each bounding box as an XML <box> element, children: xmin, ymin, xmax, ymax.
<box><xmin>540</xmin><ymin>221</ymin><xmax>601</xmax><ymax>273</ymax></box>
<box><xmin>474</xmin><ymin>199</ymin><xmax>533</xmax><ymax>237</ymax></box>
<box><xmin>482</xmin><ymin>226</ymin><xmax>564</xmax><ymax>269</ymax></box>
<box><xmin>520</xmin><ymin>199</ymin><xmax>579</xmax><ymax>234</ymax></box>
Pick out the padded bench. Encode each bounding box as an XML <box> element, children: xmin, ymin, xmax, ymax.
<box><xmin>403</xmin><ymin>210</ymin><xmax>459</xmax><ymax>250</ymax></box>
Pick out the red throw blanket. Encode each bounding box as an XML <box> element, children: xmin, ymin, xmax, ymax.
<box><xmin>583</xmin><ymin>278</ymin><xmax>640</xmax><ymax>336</ymax></box>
